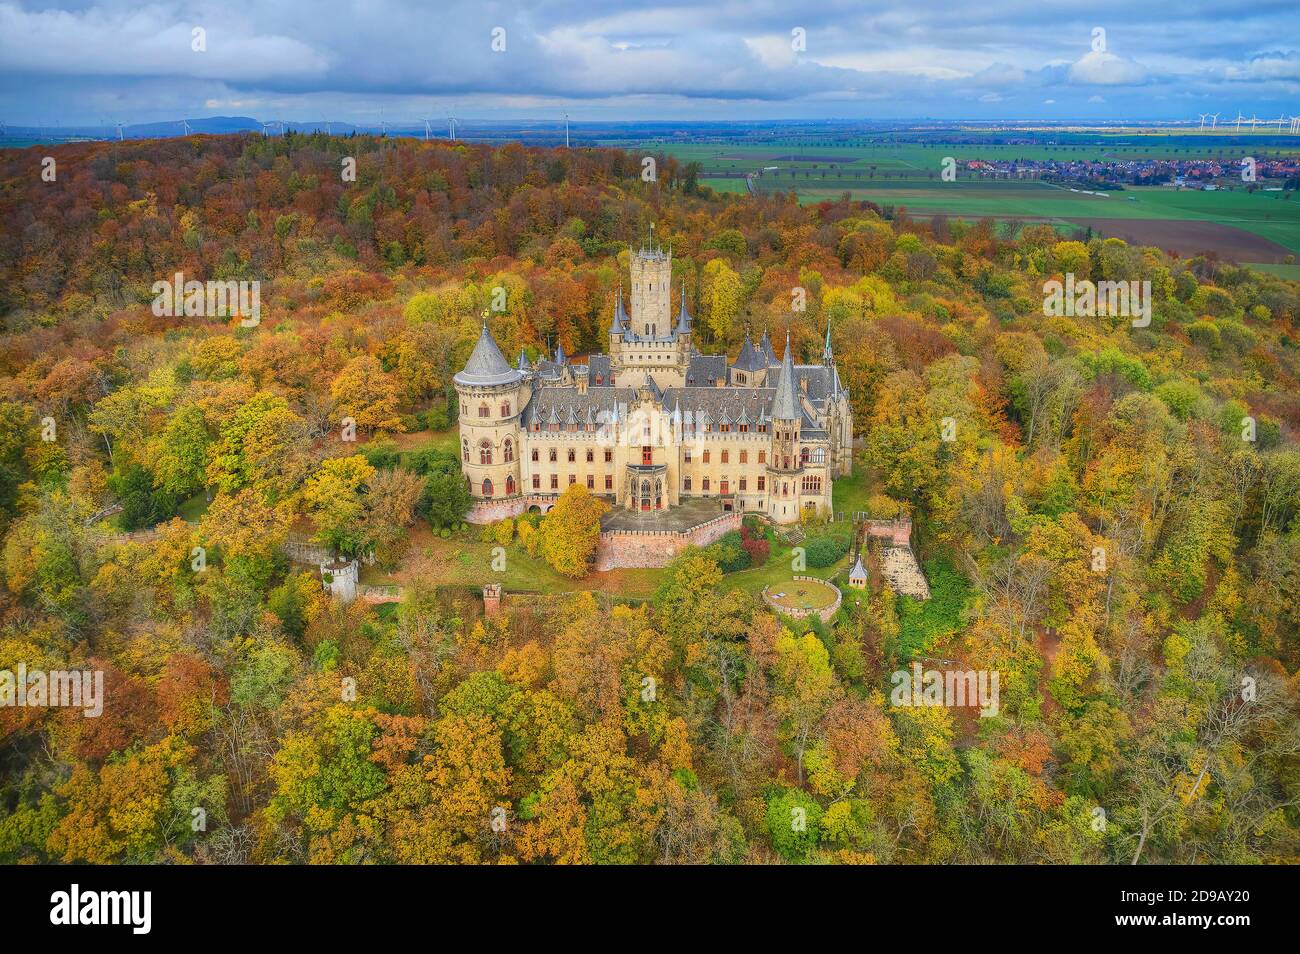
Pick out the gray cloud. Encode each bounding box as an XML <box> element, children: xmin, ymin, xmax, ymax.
<box><xmin>0</xmin><ymin>0</ymin><xmax>1296</xmax><ymax>123</ymax></box>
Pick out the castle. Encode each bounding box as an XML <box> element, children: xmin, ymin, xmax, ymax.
<box><xmin>455</xmin><ymin>244</ymin><xmax>853</xmax><ymax>527</ymax></box>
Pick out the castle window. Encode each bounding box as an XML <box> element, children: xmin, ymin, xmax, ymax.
<box><xmin>462</xmin><ymin>438</ymin><xmax>470</xmax><ymax>462</ymax></box>
<box><xmin>504</xmin><ymin>439</ymin><xmax>514</xmax><ymax>463</ymax></box>
<box><xmin>758</xmin><ymin>451</ymin><xmax>767</xmax><ymax>464</ymax></box>
<box><xmin>478</xmin><ymin>403</ymin><xmax>490</xmax><ymax>418</ymax></box>
<box><xmin>567</xmin><ymin>449</ymin><xmax>576</xmax><ymax>463</ymax></box>
<box><xmin>702</xmin><ymin>450</ymin><xmax>710</xmax><ymax>464</ymax></box>
<box><xmin>758</xmin><ymin>476</ymin><xmax>765</xmax><ymax>491</ymax></box>
<box><xmin>720</xmin><ymin>480</ymin><xmax>729</xmax><ymax>495</ymax></box>
<box><xmin>605</xmin><ymin>475</ymin><xmax>613</xmax><ymax>490</ymax></box>
<box><xmin>758</xmin><ymin>424</ymin><xmax>767</xmax><ymax>433</ymax></box>
<box><xmin>740</xmin><ymin>424</ymin><xmax>749</xmax><ymax>433</ymax></box>
<box><xmin>684</xmin><ymin>449</ymin><xmax>692</xmax><ymax>463</ymax></box>
<box><xmin>721</xmin><ymin>450</ymin><xmax>729</xmax><ymax>464</ymax></box>
<box><xmin>740</xmin><ymin>450</ymin><xmax>748</xmax><ymax>464</ymax></box>
<box><xmin>595</xmin><ymin>375</ymin><xmax>603</xmax><ymax>385</ymax></box>
<box><xmin>479</xmin><ymin>441</ymin><xmax>492</xmax><ymax>465</ymax></box>
<box><xmin>532</xmin><ymin>448</ymin><xmax>539</xmax><ymax>462</ymax></box>
<box><xmin>550</xmin><ymin>475</ymin><xmax>558</xmax><ymax>489</ymax></box>
<box><xmin>482</xmin><ymin>477</ymin><xmax>494</xmax><ymax>497</ymax></box>
<box><xmin>586</xmin><ymin>449</ymin><xmax>594</xmax><ymax>463</ymax></box>
<box><xmin>500</xmin><ymin>401</ymin><xmax>511</xmax><ymax>416</ymax></box>
<box><xmin>506</xmin><ymin>475</ymin><xmax>516</xmax><ymax>495</ymax></box>
<box><xmin>532</xmin><ymin>475</ymin><xmax>540</xmax><ymax>489</ymax></box>
<box><xmin>568</xmin><ymin>474</ymin><xmax>576</xmax><ymax>485</ymax></box>
<box><xmin>586</xmin><ymin>475</ymin><xmax>594</xmax><ymax>489</ymax></box>
<box><xmin>687</xmin><ymin>377</ymin><xmax>695</xmax><ymax>385</ymax></box>
<box><xmin>684</xmin><ymin>477</ymin><xmax>692</xmax><ymax>491</ymax></box>
<box><xmin>740</xmin><ymin>478</ymin><xmax>747</xmax><ymax>491</ymax></box>
<box><xmin>721</xmin><ymin>424</ymin><xmax>730</xmax><ymax>433</ymax></box>
<box><xmin>604</xmin><ymin>450</ymin><xmax>613</xmax><ymax>463</ymax></box>
<box><xmin>702</xmin><ymin>478</ymin><xmax>710</xmax><ymax>492</ymax></box>
<box><xmin>549</xmin><ymin>449</ymin><xmax>557</xmax><ymax>463</ymax></box>
<box><xmin>801</xmin><ymin>447</ymin><xmax>809</xmax><ymax>464</ymax></box>
<box><xmin>811</xmin><ymin>447</ymin><xmax>826</xmax><ymax>464</ymax></box>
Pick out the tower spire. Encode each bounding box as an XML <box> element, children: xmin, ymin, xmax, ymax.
<box><xmin>771</xmin><ymin>330</ymin><xmax>799</xmax><ymax>421</ymax></box>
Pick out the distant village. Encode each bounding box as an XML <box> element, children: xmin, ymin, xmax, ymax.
<box><xmin>962</xmin><ymin>155</ymin><xmax>1300</xmax><ymax>191</ymax></box>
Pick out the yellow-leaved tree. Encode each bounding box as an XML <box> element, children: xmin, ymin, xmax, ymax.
<box><xmin>538</xmin><ymin>484</ymin><xmax>609</xmax><ymax>578</ymax></box>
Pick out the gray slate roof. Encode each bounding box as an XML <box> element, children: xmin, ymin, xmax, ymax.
<box><xmin>687</xmin><ymin>353</ymin><xmax>727</xmax><ymax>386</ymax></box>
<box><xmin>454</xmin><ymin>326</ymin><xmax>522</xmax><ymax>387</ymax></box>
<box><xmin>733</xmin><ymin>334</ymin><xmax>766</xmax><ymax>373</ymax></box>
<box><xmin>771</xmin><ymin>335</ymin><xmax>800</xmax><ymax>421</ymax></box>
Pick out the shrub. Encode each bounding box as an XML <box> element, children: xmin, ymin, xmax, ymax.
<box><xmin>740</xmin><ymin>524</ymin><xmax>770</xmax><ymax>567</ymax></box>
<box><xmin>714</xmin><ymin>531</ymin><xmax>752</xmax><ymax>573</ymax></box>
<box><xmin>1187</xmin><ymin>320</ymin><xmax>1221</xmax><ymax>351</ymax></box>
<box><xmin>804</xmin><ymin>533</ymin><xmax>850</xmax><ymax>568</ymax></box>
<box><xmin>493</xmin><ymin>518</ymin><xmax>515</xmax><ymax>546</ymax></box>
<box><xmin>362</xmin><ymin>441</ymin><xmax>400</xmax><ymax>470</ymax></box>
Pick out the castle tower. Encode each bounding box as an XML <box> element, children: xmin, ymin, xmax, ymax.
<box><xmin>767</xmin><ymin>332</ymin><xmax>804</xmax><ymax>524</ymax></box>
<box><xmin>454</xmin><ymin>323</ymin><xmax>528</xmax><ymax>504</ymax></box>
<box><xmin>628</xmin><ymin>244</ymin><xmax>672</xmax><ymax>338</ymax></box>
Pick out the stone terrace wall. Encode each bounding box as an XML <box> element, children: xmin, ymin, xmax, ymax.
<box><xmin>594</xmin><ymin>511</ymin><xmax>741</xmax><ymax>570</ymax></box>
<box><xmin>862</xmin><ymin>516</ymin><xmax>913</xmax><ymax>547</ymax></box>
<box><xmin>467</xmin><ymin>495</ymin><xmax>556</xmax><ymax>524</ymax></box>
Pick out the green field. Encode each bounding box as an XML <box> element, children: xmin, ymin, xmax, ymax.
<box><xmin>655</xmin><ymin>136</ymin><xmax>1300</xmax><ymax>257</ymax></box>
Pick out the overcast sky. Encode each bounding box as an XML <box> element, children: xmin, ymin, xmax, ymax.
<box><xmin>1</xmin><ymin>0</ymin><xmax>1297</xmax><ymax>126</ymax></box>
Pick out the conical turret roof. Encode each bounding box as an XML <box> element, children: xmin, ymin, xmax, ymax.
<box><xmin>454</xmin><ymin>324</ymin><xmax>522</xmax><ymax>387</ymax></box>
<box><xmin>771</xmin><ymin>332</ymin><xmax>800</xmax><ymax>421</ymax></box>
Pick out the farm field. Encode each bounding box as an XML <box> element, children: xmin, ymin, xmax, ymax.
<box><xmin>657</xmin><ymin>136</ymin><xmax>1300</xmax><ymax>260</ymax></box>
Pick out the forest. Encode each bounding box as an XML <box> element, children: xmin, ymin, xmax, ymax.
<box><xmin>0</xmin><ymin>130</ymin><xmax>1298</xmax><ymax>864</ymax></box>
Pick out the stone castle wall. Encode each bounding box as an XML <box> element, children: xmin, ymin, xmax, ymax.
<box><xmin>594</xmin><ymin>510</ymin><xmax>741</xmax><ymax>570</ymax></box>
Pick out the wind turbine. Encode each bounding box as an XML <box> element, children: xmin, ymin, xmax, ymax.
<box><xmin>116</xmin><ymin>122</ymin><xmax>124</xmax><ymax>141</ymax></box>
<box><xmin>1233</xmin><ymin>111</ymin><xmax>1247</xmax><ymax>132</ymax></box>
<box><xmin>1291</xmin><ymin>116</ymin><xmax>1300</xmax><ymax>134</ymax></box>
<box><xmin>180</xmin><ymin>119</ymin><xmax>192</xmax><ymax>136</ymax></box>
<box><xmin>423</xmin><ymin>119</ymin><xmax>433</xmax><ymax>141</ymax></box>
<box><xmin>448</xmin><ymin>116</ymin><xmax>458</xmax><ymax>141</ymax></box>
<box><xmin>564</xmin><ymin>111</ymin><xmax>570</xmax><ymax>148</ymax></box>
<box><xmin>1249</xmin><ymin>114</ymin><xmax>1260</xmax><ymax>133</ymax></box>
<box><xmin>1210</xmin><ymin>112</ymin><xmax>1219</xmax><ymax>129</ymax></box>
<box><xmin>1197</xmin><ymin>113</ymin><xmax>1208</xmax><ymax>131</ymax></box>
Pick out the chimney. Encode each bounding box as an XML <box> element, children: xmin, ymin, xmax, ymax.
<box><xmin>483</xmin><ymin>583</ymin><xmax>502</xmax><ymax>617</ymax></box>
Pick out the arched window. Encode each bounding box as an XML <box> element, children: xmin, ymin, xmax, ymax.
<box><xmin>500</xmin><ymin>401</ymin><xmax>511</xmax><ymax>417</ymax></box>
<box><xmin>506</xmin><ymin>475</ymin><xmax>516</xmax><ymax>495</ymax></box>
<box><xmin>479</xmin><ymin>440</ymin><xmax>492</xmax><ymax>465</ymax></box>
<box><xmin>462</xmin><ymin>438</ymin><xmax>470</xmax><ymax>463</ymax></box>
<box><xmin>503</xmin><ymin>439</ymin><xmax>514</xmax><ymax>463</ymax></box>
<box><xmin>482</xmin><ymin>477</ymin><xmax>494</xmax><ymax>498</ymax></box>
<box><xmin>478</xmin><ymin>403</ymin><xmax>491</xmax><ymax>419</ymax></box>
